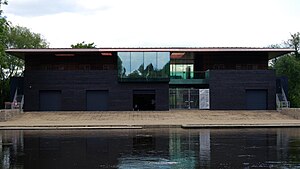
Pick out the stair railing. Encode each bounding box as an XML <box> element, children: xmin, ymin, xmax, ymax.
<box><xmin>281</xmin><ymin>87</ymin><xmax>290</xmax><ymax>108</ymax></box>
<box><xmin>276</xmin><ymin>87</ymin><xmax>290</xmax><ymax>110</ymax></box>
<box><xmin>20</xmin><ymin>95</ymin><xmax>24</xmax><ymax>111</ymax></box>
<box><xmin>12</xmin><ymin>89</ymin><xmax>18</xmax><ymax>109</ymax></box>
<box><xmin>276</xmin><ymin>94</ymin><xmax>280</xmax><ymax>110</ymax></box>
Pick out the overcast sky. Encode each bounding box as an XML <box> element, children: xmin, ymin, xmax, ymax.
<box><xmin>3</xmin><ymin>0</ymin><xmax>300</xmax><ymax>48</ymax></box>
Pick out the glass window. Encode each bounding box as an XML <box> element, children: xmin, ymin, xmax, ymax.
<box><xmin>170</xmin><ymin>52</ymin><xmax>194</xmax><ymax>79</ymax></box>
<box><xmin>170</xmin><ymin>64</ymin><xmax>194</xmax><ymax>79</ymax></box>
<box><xmin>157</xmin><ymin>52</ymin><xmax>170</xmax><ymax>78</ymax></box>
<box><xmin>144</xmin><ymin>52</ymin><xmax>157</xmax><ymax>79</ymax></box>
<box><xmin>129</xmin><ymin>52</ymin><xmax>144</xmax><ymax>78</ymax></box>
<box><xmin>117</xmin><ymin>52</ymin><xmax>170</xmax><ymax>81</ymax></box>
<box><xmin>118</xmin><ymin>52</ymin><xmax>131</xmax><ymax>77</ymax></box>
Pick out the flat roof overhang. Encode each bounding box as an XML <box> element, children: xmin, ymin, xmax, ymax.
<box><xmin>6</xmin><ymin>47</ymin><xmax>295</xmax><ymax>60</ymax></box>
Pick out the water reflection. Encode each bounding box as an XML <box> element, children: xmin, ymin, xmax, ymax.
<box><xmin>199</xmin><ymin>130</ymin><xmax>210</xmax><ymax>168</ymax></box>
<box><xmin>0</xmin><ymin>130</ymin><xmax>24</xmax><ymax>169</ymax></box>
<box><xmin>1</xmin><ymin>128</ymin><xmax>300</xmax><ymax>168</ymax></box>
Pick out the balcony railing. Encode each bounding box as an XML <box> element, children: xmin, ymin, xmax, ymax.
<box><xmin>170</xmin><ymin>71</ymin><xmax>209</xmax><ymax>79</ymax></box>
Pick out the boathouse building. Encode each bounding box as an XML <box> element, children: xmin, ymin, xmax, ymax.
<box><xmin>6</xmin><ymin>48</ymin><xmax>293</xmax><ymax>111</ymax></box>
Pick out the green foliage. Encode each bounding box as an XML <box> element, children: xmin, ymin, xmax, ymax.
<box><xmin>0</xmin><ymin>23</ymin><xmax>49</xmax><ymax>108</ymax></box>
<box><xmin>273</xmin><ymin>32</ymin><xmax>300</xmax><ymax>107</ymax></box>
<box><xmin>1</xmin><ymin>25</ymin><xmax>49</xmax><ymax>80</ymax></box>
<box><xmin>275</xmin><ymin>55</ymin><xmax>300</xmax><ymax>107</ymax></box>
<box><xmin>285</xmin><ymin>32</ymin><xmax>300</xmax><ymax>59</ymax></box>
<box><xmin>0</xmin><ymin>15</ymin><xmax>9</xmax><ymax>69</ymax></box>
<box><xmin>0</xmin><ymin>0</ymin><xmax>49</xmax><ymax>108</ymax></box>
<box><xmin>0</xmin><ymin>0</ymin><xmax>8</xmax><ymax>15</ymax></box>
<box><xmin>2</xmin><ymin>25</ymin><xmax>49</xmax><ymax>80</ymax></box>
<box><xmin>7</xmin><ymin>26</ymin><xmax>49</xmax><ymax>48</ymax></box>
<box><xmin>71</xmin><ymin>41</ymin><xmax>96</xmax><ymax>48</ymax></box>
<box><xmin>0</xmin><ymin>18</ymin><xmax>8</xmax><ymax>63</ymax></box>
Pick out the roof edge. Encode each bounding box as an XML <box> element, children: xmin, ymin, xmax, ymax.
<box><xmin>5</xmin><ymin>47</ymin><xmax>295</xmax><ymax>53</ymax></box>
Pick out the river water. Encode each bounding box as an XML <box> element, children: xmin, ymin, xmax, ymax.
<box><xmin>1</xmin><ymin>128</ymin><xmax>300</xmax><ymax>169</ymax></box>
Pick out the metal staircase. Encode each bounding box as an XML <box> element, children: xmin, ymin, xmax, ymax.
<box><xmin>8</xmin><ymin>89</ymin><xmax>24</xmax><ymax>110</ymax></box>
<box><xmin>276</xmin><ymin>87</ymin><xmax>290</xmax><ymax>110</ymax></box>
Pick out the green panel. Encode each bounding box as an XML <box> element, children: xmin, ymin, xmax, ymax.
<box><xmin>170</xmin><ymin>71</ymin><xmax>210</xmax><ymax>80</ymax></box>
<box><xmin>118</xmin><ymin>78</ymin><xmax>169</xmax><ymax>82</ymax></box>
<box><xmin>169</xmin><ymin>79</ymin><xmax>209</xmax><ymax>85</ymax></box>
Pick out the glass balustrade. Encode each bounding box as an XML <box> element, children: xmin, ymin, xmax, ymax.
<box><xmin>170</xmin><ymin>71</ymin><xmax>209</xmax><ymax>79</ymax></box>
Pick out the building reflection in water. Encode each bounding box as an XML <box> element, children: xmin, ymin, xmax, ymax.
<box><xmin>0</xmin><ymin>130</ymin><xmax>24</xmax><ymax>169</ymax></box>
<box><xmin>199</xmin><ymin>129</ymin><xmax>210</xmax><ymax>168</ymax></box>
<box><xmin>0</xmin><ymin>128</ymin><xmax>300</xmax><ymax>168</ymax></box>
<box><xmin>168</xmin><ymin>129</ymin><xmax>197</xmax><ymax>168</ymax></box>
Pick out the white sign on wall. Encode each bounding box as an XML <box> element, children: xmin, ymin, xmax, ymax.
<box><xmin>199</xmin><ymin>89</ymin><xmax>210</xmax><ymax>109</ymax></box>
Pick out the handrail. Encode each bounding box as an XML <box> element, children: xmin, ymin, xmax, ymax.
<box><xmin>12</xmin><ymin>88</ymin><xmax>18</xmax><ymax>109</ymax></box>
<box><xmin>281</xmin><ymin>87</ymin><xmax>287</xmax><ymax>102</ymax></box>
<box><xmin>20</xmin><ymin>95</ymin><xmax>24</xmax><ymax>110</ymax></box>
<box><xmin>170</xmin><ymin>71</ymin><xmax>209</xmax><ymax>79</ymax></box>
<box><xmin>276</xmin><ymin>94</ymin><xmax>280</xmax><ymax>110</ymax></box>
<box><xmin>13</xmin><ymin>88</ymin><xmax>18</xmax><ymax>102</ymax></box>
<box><xmin>281</xmin><ymin>87</ymin><xmax>290</xmax><ymax>108</ymax></box>
<box><xmin>276</xmin><ymin>88</ymin><xmax>290</xmax><ymax>110</ymax></box>
<box><xmin>9</xmin><ymin>88</ymin><xmax>25</xmax><ymax>110</ymax></box>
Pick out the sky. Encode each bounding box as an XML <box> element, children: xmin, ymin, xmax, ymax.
<box><xmin>2</xmin><ymin>0</ymin><xmax>300</xmax><ymax>48</ymax></box>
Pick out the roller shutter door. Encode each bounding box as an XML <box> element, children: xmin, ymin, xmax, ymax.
<box><xmin>39</xmin><ymin>90</ymin><xmax>62</xmax><ymax>111</ymax></box>
<box><xmin>246</xmin><ymin>90</ymin><xmax>267</xmax><ymax>110</ymax></box>
<box><xmin>86</xmin><ymin>90</ymin><xmax>109</xmax><ymax>111</ymax></box>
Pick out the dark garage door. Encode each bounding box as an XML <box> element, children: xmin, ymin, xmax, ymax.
<box><xmin>246</xmin><ymin>90</ymin><xmax>267</xmax><ymax>110</ymax></box>
<box><xmin>39</xmin><ymin>90</ymin><xmax>62</xmax><ymax>111</ymax></box>
<box><xmin>133</xmin><ymin>90</ymin><xmax>156</xmax><ymax>111</ymax></box>
<box><xmin>86</xmin><ymin>90</ymin><xmax>109</xmax><ymax>111</ymax></box>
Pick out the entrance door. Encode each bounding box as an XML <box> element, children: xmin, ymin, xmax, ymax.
<box><xmin>169</xmin><ymin>88</ymin><xmax>206</xmax><ymax>109</ymax></box>
<box><xmin>133</xmin><ymin>90</ymin><xmax>155</xmax><ymax>111</ymax></box>
<box><xmin>86</xmin><ymin>90</ymin><xmax>109</xmax><ymax>111</ymax></box>
<box><xmin>39</xmin><ymin>90</ymin><xmax>62</xmax><ymax>111</ymax></box>
<box><xmin>246</xmin><ymin>89</ymin><xmax>267</xmax><ymax>110</ymax></box>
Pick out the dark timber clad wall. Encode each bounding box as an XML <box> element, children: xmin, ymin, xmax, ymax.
<box><xmin>24</xmin><ymin>70</ymin><xmax>169</xmax><ymax>111</ymax></box>
<box><xmin>24</xmin><ymin>53</ymin><xmax>169</xmax><ymax>111</ymax></box>
<box><xmin>209</xmin><ymin>70</ymin><xmax>276</xmax><ymax>110</ymax></box>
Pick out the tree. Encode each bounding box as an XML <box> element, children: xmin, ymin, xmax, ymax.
<box><xmin>2</xmin><ymin>25</ymin><xmax>49</xmax><ymax>78</ymax></box>
<box><xmin>7</xmin><ymin>26</ymin><xmax>49</xmax><ymax>49</ymax></box>
<box><xmin>0</xmin><ymin>17</ymin><xmax>9</xmax><ymax>70</ymax></box>
<box><xmin>71</xmin><ymin>41</ymin><xmax>96</xmax><ymax>48</ymax></box>
<box><xmin>268</xmin><ymin>44</ymin><xmax>284</xmax><ymax>67</ymax></box>
<box><xmin>0</xmin><ymin>24</ymin><xmax>49</xmax><ymax>108</ymax></box>
<box><xmin>0</xmin><ymin>0</ymin><xmax>9</xmax><ymax>108</ymax></box>
<box><xmin>1</xmin><ymin>25</ymin><xmax>49</xmax><ymax>79</ymax></box>
<box><xmin>0</xmin><ymin>0</ymin><xmax>8</xmax><ymax>15</ymax></box>
<box><xmin>0</xmin><ymin>0</ymin><xmax>9</xmax><ymax>67</ymax></box>
<box><xmin>275</xmin><ymin>56</ymin><xmax>300</xmax><ymax>107</ymax></box>
<box><xmin>273</xmin><ymin>32</ymin><xmax>300</xmax><ymax>107</ymax></box>
<box><xmin>285</xmin><ymin>32</ymin><xmax>300</xmax><ymax>59</ymax></box>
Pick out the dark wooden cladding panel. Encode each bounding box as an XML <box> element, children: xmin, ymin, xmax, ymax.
<box><xmin>25</xmin><ymin>52</ymin><xmax>117</xmax><ymax>71</ymax></box>
<box><xmin>24</xmin><ymin>70</ymin><xmax>169</xmax><ymax>111</ymax></box>
<box><xmin>209</xmin><ymin>70</ymin><xmax>276</xmax><ymax>110</ymax></box>
<box><xmin>194</xmin><ymin>52</ymin><xmax>269</xmax><ymax>71</ymax></box>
